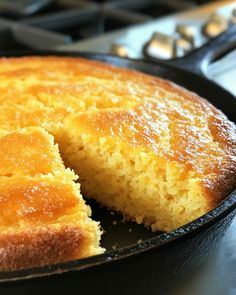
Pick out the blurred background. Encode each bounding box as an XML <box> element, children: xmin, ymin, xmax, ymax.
<box><xmin>0</xmin><ymin>0</ymin><xmax>234</xmax><ymax>56</ymax></box>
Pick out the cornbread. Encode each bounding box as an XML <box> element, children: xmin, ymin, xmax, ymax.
<box><xmin>0</xmin><ymin>127</ymin><xmax>103</xmax><ymax>271</ymax></box>
<box><xmin>0</xmin><ymin>56</ymin><xmax>235</xmax><ymax>270</ymax></box>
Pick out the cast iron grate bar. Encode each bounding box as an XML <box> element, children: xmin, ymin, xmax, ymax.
<box><xmin>0</xmin><ymin>0</ymin><xmax>211</xmax><ymax>52</ymax></box>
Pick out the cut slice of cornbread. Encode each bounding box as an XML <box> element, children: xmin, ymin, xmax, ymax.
<box><xmin>0</xmin><ymin>128</ymin><xmax>103</xmax><ymax>271</ymax></box>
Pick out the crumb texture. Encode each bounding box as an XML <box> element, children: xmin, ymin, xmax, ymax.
<box><xmin>0</xmin><ymin>56</ymin><xmax>235</xmax><ymax>269</ymax></box>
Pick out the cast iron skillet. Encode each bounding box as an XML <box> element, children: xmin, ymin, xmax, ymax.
<box><xmin>0</xmin><ymin>25</ymin><xmax>236</xmax><ymax>295</ymax></box>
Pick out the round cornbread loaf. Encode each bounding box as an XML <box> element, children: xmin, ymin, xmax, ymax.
<box><xmin>0</xmin><ymin>56</ymin><xmax>235</xmax><ymax>270</ymax></box>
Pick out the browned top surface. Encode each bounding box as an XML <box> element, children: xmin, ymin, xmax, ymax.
<box><xmin>0</xmin><ymin>56</ymin><xmax>235</xmax><ymax>204</ymax></box>
<box><xmin>0</xmin><ymin>128</ymin><xmax>63</xmax><ymax>176</ymax></box>
<box><xmin>0</xmin><ymin>176</ymin><xmax>81</xmax><ymax>228</ymax></box>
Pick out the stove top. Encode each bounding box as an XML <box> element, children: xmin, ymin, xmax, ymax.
<box><xmin>0</xmin><ymin>0</ymin><xmax>213</xmax><ymax>52</ymax></box>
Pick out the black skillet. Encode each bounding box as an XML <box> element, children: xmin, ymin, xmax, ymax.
<box><xmin>0</xmin><ymin>25</ymin><xmax>236</xmax><ymax>295</ymax></box>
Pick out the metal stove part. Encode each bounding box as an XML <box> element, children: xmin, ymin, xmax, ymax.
<box><xmin>21</xmin><ymin>1</ymin><xmax>101</xmax><ymax>42</ymax></box>
<box><xmin>102</xmin><ymin>0</ymin><xmax>152</xmax><ymax>24</ymax></box>
<box><xmin>0</xmin><ymin>18</ymin><xmax>71</xmax><ymax>51</ymax></box>
<box><xmin>0</xmin><ymin>0</ymin><xmax>52</xmax><ymax>17</ymax></box>
<box><xmin>59</xmin><ymin>1</ymin><xmax>236</xmax><ymax>57</ymax></box>
<box><xmin>104</xmin><ymin>0</ymin><xmax>196</xmax><ymax>11</ymax></box>
<box><xmin>2</xmin><ymin>0</ymin><xmax>233</xmax><ymax>55</ymax></box>
<box><xmin>99</xmin><ymin>7</ymin><xmax>150</xmax><ymax>36</ymax></box>
<box><xmin>175</xmin><ymin>24</ymin><xmax>196</xmax><ymax>47</ymax></box>
<box><xmin>22</xmin><ymin>1</ymin><xmax>99</xmax><ymax>31</ymax></box>
<box><xmin>20</xmin><ymin>0</ymin><xmax>196</xmax><ymax>43</ymax></box>
<box><xmin>110</xmin><ymin>43</ymin><xmax>129</xmax><ymax>58</ymax></box>
<box><xmin>109</xmin><ymin>42</ymin><xmax>138</xmax><ymax>58</ymax></box>
<box><xmin>144</xmin><ymin>30</ymin><xmax>193</xmax><ymax>60</ymax></box>
<box><xmin>144</xmin><ymin>32</ymin><xmax>176</xmax><ymax>60</ymax></box>
<box><xmin>103</xmin><ymin>0</ymin><xmax>195</xmax><ymax>19</ymax></box>
<box><xmin>12</xmin><ymin>23</ymin><xmax>71</xmax><ymax>50</ymax></box>
<box><xmin>175</xmin><ymin>37</ymin><xmax>192</xmax><ymax>57</ymax></box>
<box><xmin>202</xmin><ymin>13</ymin><xmax>229</xmax><ymax>38</ymax></box>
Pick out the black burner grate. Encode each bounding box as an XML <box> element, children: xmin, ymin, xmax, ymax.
<box><xmin>0</xmin><ymin>0</ymin><xmax>210</xmax><ymax>52</ymax></box>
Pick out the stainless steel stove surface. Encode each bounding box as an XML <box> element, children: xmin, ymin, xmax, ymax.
<box><xmin>0</xmin><ymin>0</ymin><xmax>204</xmax><ymax>51</ymax></box>
<box><xmin>0</xmin><ymin>1</ymin><xmax>236</xmax><ymax>294</ymax></box>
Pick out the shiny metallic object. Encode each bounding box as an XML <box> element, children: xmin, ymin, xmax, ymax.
<box><xmin>202</xmin><ymin>13</ymin><xmax>229</xmax><ymax>38</ymax></box>
<box><xmin>175</xmin><ymin>38</ymin><xmax>192</xmax><ymax>57</ymax></box>
<box><xmin>110</xmin><ymin>43</ymin><xmax>130</xmax><ymax>57</ymax></box>
<box><xmin>144</xmin><ymin>32</ymin><xmax>176</xmax><ymax>60</ymax></box>
<box><xmin>175</xmin><ymin>24</ymin><xmax>196</xmax><ymax>47</ymax></box>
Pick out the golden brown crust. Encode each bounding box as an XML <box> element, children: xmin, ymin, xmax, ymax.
<box><xmin>0</xmin><ymin>58</ymin><xmax>235</xmax><ymax>179</ymax></box>
<box><xmin>0</xmin><ymin>56</ymin><xmax>234</xmax><ymax>270</ymax></box>
<box><xmin>0</xmin><ymin>175</ymin><xmax>81</xmax><ymax>227</ymax></box>
<box><xmin>0</xmin><ymin>128</ymin><xmax>63</xmax><ymax>176</ymax></box>
<box><xmin>0</xmin><ymin>225</ymin><xmax>87</xmax><ymax>271</ymax></box>
<box><xmin>0</xmin><ymin>56</ymin><xmax>235</xmax><ymax>203</ymax></box>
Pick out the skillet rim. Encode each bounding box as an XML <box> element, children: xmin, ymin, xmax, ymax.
<box><xmin>0</xmin><ymin>50</ymin><xmax>235</xmax><ymax>283</ymax></box>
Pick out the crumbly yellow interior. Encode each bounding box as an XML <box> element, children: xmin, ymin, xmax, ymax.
<box><xmin>57</xmin><ymin>119</ymin><xmax>208</xmax><ymax>232</ymax></box>
<box><xmin>0</xmin><ymin>56</ymin><xmax>235</xmax><ymax>233</ymax></box>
